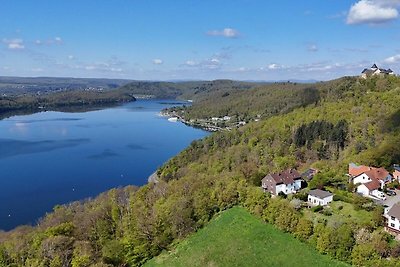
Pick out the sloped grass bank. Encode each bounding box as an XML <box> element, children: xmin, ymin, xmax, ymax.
<box><xmin>146</xmin><ymin>207</ymin><xmax>348</xmax><ymax>267</ymax></box>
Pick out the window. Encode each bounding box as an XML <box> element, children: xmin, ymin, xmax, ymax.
<box><xmin>391</xmin><ymin>223</ymin><xmax>395</xmax><ymax>228</ymax></box>
<box><xmin>391</xmin><ymin>216</ymin><xmax>396</xmax><ymax>221</ymax></box>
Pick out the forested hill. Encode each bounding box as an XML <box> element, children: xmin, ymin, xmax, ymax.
<box><xmin>0</xmin><ymin>89</ymin><xmax>137</xmax><ymax>120</ymax></box>
<box><xmin>163</xmin><ymin>76</ymin><xmax>365</xmax><ymax>123</ymax></box>
<box><xmin>118</xmin><ymin>79</ymin><xmax>260</xmax><ymax>100</ymax></box>
<box><xmin>1</xmin><ymin>75</ymin><xmax>400</xmax><ymax>266</ymax></box>
<box><xmin>0</xmin><ymin>78</ymin><xmax>260</xmax><ymax>119</ymax></box>
<box><xmin>0</xmin><ymin>76</ymin><xmax>133</xmax><ymax>96</ymax></box>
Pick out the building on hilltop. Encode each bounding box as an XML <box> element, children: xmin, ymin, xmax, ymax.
<box><xmin>361</xmin><ymin>64</ymin><xmax>395</xmax><ymax>79</ymax></box>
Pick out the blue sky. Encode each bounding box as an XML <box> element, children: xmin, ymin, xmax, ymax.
<box><xmin>1</xmin><ymin>0</ymin><xmax>400</xmax><ymax>81</ymax></box>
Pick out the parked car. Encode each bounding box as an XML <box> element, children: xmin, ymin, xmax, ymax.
<box><xmin>387</xmin><ymin>190</ymin><xmax>397</xmax><ymax>196</ymax></box>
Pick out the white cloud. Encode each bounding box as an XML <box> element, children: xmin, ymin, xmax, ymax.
<box><xmin>34</xmin><ymin>37</ymin><xmax>63</xmax><ymax>46</ymax></box>
<box><xmin>347</xmin><ymin>0</ymin><xmax>400</xmax><ymax>24</ymax></box>
<box><xmin>182</xmin><ymin>57</ymin><xmax>221</xmax><ymax>70</ymax></box>
<box><xmin>308</xmin><ymin>44</ymin><xmax>318</xmax><ymax>52</ymax></box>
<box><xmin>68</xmin><ymin>55</ymin><xmax>75</xmax><ymax>60</ymax></box>
<box><xmin>184</xmin><ymin>60</ymin><xmax>197</xmax><ymax>66</ymax></box>
<box><xmin>152</xmin><ymin>59</ymin><xmax>163</xmax><ymax>65</ymax></box>
<box><xmin>384</xmin><ymin>54</ymin><xmax>400</xmax><ymax>63</ymax></box>
<box><xmin>267</xmin><ymin>63</ymin><xmax>282</xmax><ymax>70</ymax></box>
<box><xmin>206</xmin><ymin>28</ymin><xmax>240</xmax><ymax>38</ymax></box>
<box><xmin>2</xmin><ymin>38</ymin><xmax>25</xmax><ymax>50</ymax></box>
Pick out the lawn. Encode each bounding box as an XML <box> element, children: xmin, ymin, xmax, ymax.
<box><xmin>304</xmin><ymin>200</ymin><xmax>373</xmax><ymax>227</ymax></box>
<box><xmin>145</xmin><ymin>207</ymin><xmax>349</xmax><ymax>267</ymax></box>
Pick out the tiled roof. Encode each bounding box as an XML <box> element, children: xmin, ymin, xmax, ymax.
<box><xmin>349</xmin><ymin>163</ymin><xmax>370</xmax><ymax>177</ymax></box>
<box><xmin>268</xmin><ymin>169</ymin><xmax>301</xmax><ymax>185</ymax></box>
<box><xmin>363</xmin><ymin>179</ymin><xmax>381</xmax><ymax>191</ymax></box>
<box><xmin>364</xmin><ymin>167</ymin><xmax>389</xmax><ymax>181</ymax></box>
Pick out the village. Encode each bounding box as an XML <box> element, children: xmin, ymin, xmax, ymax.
<box><xmin>261</xmin><ymin>163</ymin><xmax>400</xmax><ymax>237</ymax></box>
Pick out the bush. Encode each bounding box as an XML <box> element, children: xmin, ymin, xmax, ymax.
<box><xmin>321</xmin><ymin>208</ymin><xmax>333</xmax><ymax>216</ymax></box>
<box><xmin>311</xmin><ymin>205</ymin><xmax>323</xmax><ymax>212</ymax></box>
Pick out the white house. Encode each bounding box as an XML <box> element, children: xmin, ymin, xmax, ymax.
<box><xmin>262</xmin><ymin>169</ymin><xmax>302</xmax><ymax>196</ymax></box>
<box><xmin>350</xmin><ymin>164</ymin><xmax>392</xmax><ymax>199</ymax></box>
<box><xmin>352</xmin><ymin>167</ymin><xmax>392</xmax><ymax>189</ymax></box>
<box><xmin>308</xmin><ymin>189</ymin><xmax>333</xmax><ymax>206</ymax></box>
<box><xmin>386</xmin><ymin>203</ymin><xmax>400</xmax><ymax>234</ymax></box>
<box><xmin>356</xmin><ymin>181</ymin><xmax>386</xmax><ymax>200</ymax></box>
<box><xmin>361</xmin><ymin>64</ymin><xmax>395</xmax><ymax>79</ymax></box>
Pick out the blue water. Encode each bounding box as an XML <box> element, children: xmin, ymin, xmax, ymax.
<box><xmin>0</xmin><ymin>100</ymin><xmax>208</xmax><ymax>231</ymax></box>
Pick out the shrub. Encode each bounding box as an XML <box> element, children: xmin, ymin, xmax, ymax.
<box><xmin>311</xmin><ymin>205</ymin><xmax>323</xmax><ymax>212</ymax></box>
<box><xmin>321</xmin><ymin>208</ymin><xmax>333</xmax><ymax>216</ymax></box>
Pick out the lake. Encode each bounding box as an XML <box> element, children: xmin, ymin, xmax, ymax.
<box><xmin>0</xmin><ymin>100</ymin><xmax>208</xmax><ymax>231</ymax></box>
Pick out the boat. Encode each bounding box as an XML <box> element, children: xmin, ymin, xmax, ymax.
<box><xmin>168</xmin><ymin>117</ymin><xmax>178</xmax><ymax>122</ymax></box>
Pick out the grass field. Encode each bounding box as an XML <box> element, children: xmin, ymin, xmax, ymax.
<box><xmin>304</xmin><ymin>200</ymin><xmax>373</xmax><ymax>227</ymax></box>
<box><xmin>145</xmin><ymin>207</ymin><xmax>348</xmax><ymax>267</ymax></box>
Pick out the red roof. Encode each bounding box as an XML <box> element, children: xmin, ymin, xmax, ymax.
<box><xmin>349</xmin><ymin>163</ymin><xmax>371</xmax><ymax>177</ymax></box>
<box><xmin>363</xmin><ymin>179</ymin><xmax>381</xmax><ymax>191</ymax></box>
<box><xmin>364</xmin><ymin>168</ymin><xmax>389</xmax><ymax>181</ymax></box>
<box><xmin>268</xmin><ymin>169</ymin><xmax>301</xmax><ymax>185</ymax></box>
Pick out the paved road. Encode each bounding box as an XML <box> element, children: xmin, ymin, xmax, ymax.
<box><xmin>382</xmin><ymin>189</ymin><xmax>400</xmax><ymax>208</ymax></box>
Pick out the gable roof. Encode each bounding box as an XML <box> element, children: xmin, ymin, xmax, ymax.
<box><xmin>362</xmin><ymin>69</ymin><xmax>375</xmax><ymax>74</ymax></box>
<box><xmin>363</xmin><ymin>179</ymin><xmax>381</xmax><ymax>191</ymax></box>
<box><xmin>266</xmin><ymin>169</ymin><xmax>301</xmax><ymax>185</ymax></box>
<box><xmin>308</xmin><ymin>189</ymin><xmax>333</xmax><ymax>199</ymax></box>
<box><xmin>364</xmin><ymin>167</ymin><xmax>390</xmax><ymax>181</ymax></box>
<box><xmin>371</xmin><ymin>64</ymin><xmax>378</xmax><ymax>69</ymax></box>
<box><xmin>349</xmin><ymin>163</ymin><xmax>390</xmax><ymax>181</ymax></box>
<box><xmin>349</xmin><ymin>163</ymin><xmax>370</xmax><ymax>177</ymax></box>
<box><xmin>388</xmin><ymin>203</ymin><xmax>400</xmax><ymax>219</ymax></box>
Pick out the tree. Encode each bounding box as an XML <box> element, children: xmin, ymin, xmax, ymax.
<box><xmin>351</xmin><ymin>243</ymin><xmax>380</xmax><ymax>267</ymax></box>
<box><xmin>333</xmin><ymin>224</ymin><xmax>354</xmax><ymax>261</ymax></box>
<box><xmin>294</xmin><ymin>218</ymin><xmax>313</xmax><ymax>241</ymax></box>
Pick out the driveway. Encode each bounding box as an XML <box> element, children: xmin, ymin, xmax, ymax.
<box><xmin>382</xmin><ymin>189</ymin><xmax>400</xmax><ymax>209</ymax></box>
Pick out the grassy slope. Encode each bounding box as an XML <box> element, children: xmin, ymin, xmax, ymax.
<box><xmin>146</xmin><ymin>207</ymin><xmax>348</xmax><ymax>267</ymax></box>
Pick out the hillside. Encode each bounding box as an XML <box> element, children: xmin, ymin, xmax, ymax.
<box><xmin>0</xmin><ymin>88</ymin><xmax>136</xmax><ymax>120</ymax></box>
<box><xmin>118</xmin><ymin>79</ymin><xmax>260</xmax><ymax>100</ymax></box>
<box><xmin>1</xmin><ymin>76</ymin><xmax>400</xmax><ymax>266</ymax></box>
<box><xmin>146</xmin><ymin>207</ymin><xmax>348</xmax><ymax>267</ymax></box>
<box><xmin>0</xmin><ymin>78</ymin><xmax>260</xmax><ymax>120</ymax></box>
<box><xmin>0</xmin><ymin>76</ymin><xmax>133</xmax><ymax>96</ymax></box>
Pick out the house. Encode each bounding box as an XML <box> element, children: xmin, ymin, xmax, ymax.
<box><xmin>308</xmin><ymin>189</ymin><xmax>333</xmax><ymax>206</ymax></box>
<box><xmin>393</xmin><ymin>164</ymin><xmax>400</xmax><ymax>181</ymax></box>
<box><xmin>301</xmin><ymin>168</ymin><xmax>319</xmax><ymax>181</ymax></box>
<box><xmin>262</xmin><ymin>169</ymin><xmax>302</xmax><ymax>196</ymax></box>
<box><xmin>386</xmin><ymin>203</ymin><xmax>400</xmax><ymax>234</ymax></box>
<box><xmin>356</xmin><ymin>180</ymin><xmax>386</xmax><ymax>200</ymax></box>
<box><xmin>349</xmin><ymin>163</ymin><xmax>392</xmax><ymax>199</ymax></box>
<box><xmin>361</xmin><ymin>64</ymin><xmax>395</xmax><ymax>79</ymax></box>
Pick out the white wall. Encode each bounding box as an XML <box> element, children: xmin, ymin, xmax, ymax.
<box><xmin>308</xmin><ymin>195</ymin><xmax>333</xmax><ymax>206</ymax></box>
<box><xmin>357</xmin><ymin>184</ymin><xmax>370</xmax><ymax>197</ymax></box>
<box><xmin>275</xmin><ymin>180</ymin><xmax>302</xmax><ymax>195</ymax></box>
<box><xmin>388</xmin><ymin>216</ymin><xmax>400</xmax><ymax>231</ymax></box>
<box><xmin>353</xmin><ymin>173</ymin><xmax>371</xmax><ymax>185</ymax></box>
